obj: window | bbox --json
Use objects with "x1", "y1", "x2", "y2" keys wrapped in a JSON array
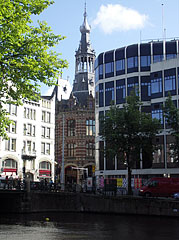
[
  {"x1": 127, "y1": 56, "x2": 138, "y2": 69},
  {"x1": 99, "y1": 64, "x2": 103, "y2": 76},
  {"x1": 67, "y1": 120, "x2": 75, "y2": 136},
  {"x1": 11, "y1": 121, "x2": 16, "y2": 133},
  {"x1": 152, "y1": 109, "x2": 163, "y2": 124},
  {"x1": 5, "y1": 139, "x2": 10, "y2": 151},
  {"x1": 166, "y1": 54, "x2": 176, "y2": 60},
  {"x1": 27, "y1": 141, "x2": 31, "y2": 152},
  {"x1": 105, "y1": 62, "x2": 114, "y2": 74},
  {"x1": 41, "y1": 142, "x2": 45, "y2": 154},
  {"x1": 11, "y1": 105, "x2": 17, "y2": 115},
  {"x1": 24, "y1": 107, "x2": 36, "y2": 119},
  {"x1": 46, "y1": 143, "x2": 50, "y2": 155},
  {"x1": 164, "y1": 75, "x2": 176, "y2": 92},
  {"x1": 95, "y1": 66, "x2": 99, "y2": 82},
  {"x1": 46, "y1": 128, "x2": 50, "y2": 138},
  {"x1": 151, "y1": 78, "x2": 162, "y2": 94},
  {"x1": 86, "y1": 142, "x2": 95, "y2": 157},
  {"x1": 86, "y1": 120, "x2": 95, "y2": 136},
  {"x1": 42, "y1": 111, "x2": 46, "y2": 122},
  {"x1": 39, "y1": 161, "x2": 51, "y2": 170},
  {"x1": 116, "y1": 79, "x2": 126, "y2": 104},
  {"x1": 127, "y1": 77, "x2": 139, "y2": 96},
  {"x1": 105, "y1": 81, "x2": 114, "y2": 106},
  {"x1": 7, "y1": 121, "x2": 16, "y2": 133},
  {"x1": 41, "y1": 142, "x2": 50, "y2": 155},
  {"x1": 67, "y1": 143, "x2": 76, "y2": 157},
  {"x1": 5, "y1": 138, "x2": 16, "y2": 151},
  {"x1": 140, "y1": 56, "x2": 151, "y2": 67},
  {"x1": 2, "y1": 159, "x2": 17, "y2": 169},
  {"x1": 99, "y1": 83, "x2": 104, "y2": 107},
  {"x1": 116, "y1": 59, "x2": 125, "y2": 71},
  {"x1": 153, "y1": 55, "x2": 163, "y2": 63},
  {"x1": 41, "y1": 127, "x2": 45, "y2": 138},
  {"x1": 33, "y1": 126, "x2": 35, "y2": 136},
  {"x1": 47, "y1": 112, "x2": 51, "y2": 123},
  {"x1": 27, "y1": 124, "x2": 32, "y2": 135}
]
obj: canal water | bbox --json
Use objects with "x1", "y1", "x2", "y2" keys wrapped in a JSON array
[{"x1": 0, "y1": 213, "x2": 178, "y2": 240}]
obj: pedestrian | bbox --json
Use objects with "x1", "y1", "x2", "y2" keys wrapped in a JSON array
[
  {"x1": 9, "y1": 174, "x2": 13, "y2": 189},
  {"x1": 4, "y1": 176, "x2": 9, "y2": 189}
]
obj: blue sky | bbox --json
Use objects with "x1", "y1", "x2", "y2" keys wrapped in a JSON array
[{"x1": 33, "y1": 0, "x2": 179, "y2": 94}]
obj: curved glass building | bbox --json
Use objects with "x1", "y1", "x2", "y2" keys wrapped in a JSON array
[{"x1": 95, "y1": 40, "x2": 179, "y2": 184}]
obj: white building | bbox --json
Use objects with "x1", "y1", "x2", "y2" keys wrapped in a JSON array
[{"x1": 0, "y1": 94, "x2": 56, "y2": 181}]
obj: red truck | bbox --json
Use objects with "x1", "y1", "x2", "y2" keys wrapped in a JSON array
[{"x1": 139, "y1": 177, "x2": 179, "y2": 197}]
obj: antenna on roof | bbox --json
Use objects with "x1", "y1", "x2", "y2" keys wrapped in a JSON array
[{"x1": 162, "y1": 3, "x2": 165, "y2": 40}]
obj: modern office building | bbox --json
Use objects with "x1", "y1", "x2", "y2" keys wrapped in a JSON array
[
  {"x1": 55, "y1": 7, "x2": 96, "y2": 186},
  {"x1": 0, "y1": 95, "x2": 56, "y2": 181},
  {"x1": 95, "y1": 39, "x2": 179, "y2": 183}
]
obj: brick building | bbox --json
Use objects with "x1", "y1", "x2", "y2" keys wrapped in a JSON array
[{"x1": 55, "y1": 7, "x2": 95, "y2": 187}]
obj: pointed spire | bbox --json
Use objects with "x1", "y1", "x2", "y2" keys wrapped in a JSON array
[{"x1": 80, "y1": 1, "x2": 90, "y2": 33}]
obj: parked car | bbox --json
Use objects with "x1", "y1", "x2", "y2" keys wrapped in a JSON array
[{"x1": 139, "y1": 177, "x2": 179, "y2": 197}]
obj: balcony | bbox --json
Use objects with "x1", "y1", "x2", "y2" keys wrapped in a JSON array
[{"x1": 21, "y1": 149, "x2": 36, "y2": 160}]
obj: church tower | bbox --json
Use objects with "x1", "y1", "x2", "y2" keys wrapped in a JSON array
[
  {"x1": 72, "y1": 4, "x2": 95, "y2": 105},
  {"x1": 55, "y1": 4, "x2": 95, "y2": 188}
]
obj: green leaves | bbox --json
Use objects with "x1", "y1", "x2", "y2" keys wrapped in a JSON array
[
  {"x1": 100, "y1": 90, "x2": 161, "y2": 193},
  {"x1": 163, "y1": 93, "x2": 179, "y2": 162},
  {"x1": 0, "y1": 0, "x2": 68, "y2": 137}
]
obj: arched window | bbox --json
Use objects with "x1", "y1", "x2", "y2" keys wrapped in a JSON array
[
  {"x1": 39, "y1": 161, "x2": 51, "y2": 178},
  {"x1": 39, "y1": 161, "x2": 51, "y2": 170},
  {"x1": 2, "y1": 159, "x2": 17, "y2": 169}
]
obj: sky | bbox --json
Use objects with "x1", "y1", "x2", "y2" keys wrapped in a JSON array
[{"x1": 32, "y1": 0, "x2": 179, "y2": 95}]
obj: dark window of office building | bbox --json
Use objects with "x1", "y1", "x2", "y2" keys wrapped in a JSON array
[
  {"x1": 164, "y1": 68, "x2": 176, "y2": 96},
  {"x1": 99, "y1": 83, "x2": 104, "y2": 107},
  {"x1": 127, "y1": 44, "x2": 138, "y2": 73},
  {"x1": 153, "y1": 42, "x2": 163, "y2": 63},
  {"x1": 151, "y1": 71, "x2": 163, "y2": 98},
  {"x1": 115, "y1": 48, "x2": 125, "y2": 75},
  {"x1": 140, "y1": 43, "x2": 151, "y2": 71},
  {"x1": 105, "y1": 81, "x2": 114, "y2": 106},
  {"x1": 166, "y1": 41, "x2": 177, "y2": 60},
  {"x1": 99, "y1": 141, "x2": 104, "y2": 170},
  {"x1": 116, "y1": 79, "x2": 126, "y2": 104},
  {"x1": 127, "y1": 77, "x2": 139, "y2": 96},
  {"x1": 151, "y1": 103, "x2": 163, "y2": 125},
  {"x1": 99, "y1": 111, "x2": 104, "y2": 135},
  {"x1": 98, "y1": 53, "x2": 104, "y2": 79},
  {"x1": 95, "y1": 59, "x2": 99, "y2": 83},
  {"x1": 105, "y1": 51, "x2": 114, "y2": 78},
  {"x1": 141, "y1": 76, "x2": 151, "y2": 101}
]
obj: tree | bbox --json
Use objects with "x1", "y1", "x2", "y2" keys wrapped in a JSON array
[
  {"x1": 163, "y1": 93, "x2": 179, "y2": 163},
  {"x1": 0, "y1": 0, "x2": 68, "y2": 138},
  {"x1": 100, "y1": 91, "x2": 161, "y2": 195}
]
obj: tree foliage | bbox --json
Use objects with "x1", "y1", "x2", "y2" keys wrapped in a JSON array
[
  {"x1": 100, "y1": 91, "x2": 161, "y2": 195},
  {"x1": 0, "y1": 0, "x2": 68, "y2": 137},
  {"x1": 163, "y1": 93, "x2": 179, "y2": 162}
]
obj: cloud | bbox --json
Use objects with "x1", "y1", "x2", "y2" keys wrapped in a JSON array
[{"x1": 92, "y1": 4, "x2": 148, "y2": 34}]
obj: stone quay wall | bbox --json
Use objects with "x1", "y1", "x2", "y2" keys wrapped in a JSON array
[{"x1": 0, "y1": 191, "x2": 179, "y2": 217}]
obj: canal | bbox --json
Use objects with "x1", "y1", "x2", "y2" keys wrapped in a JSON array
[{"x1": 0, "y1": 213, "x2": 178, "y2": 240}]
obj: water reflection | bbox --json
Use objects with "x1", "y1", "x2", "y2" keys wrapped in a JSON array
[{"x1": 0, "y1": 213, "x2": 178, "y2": 240}]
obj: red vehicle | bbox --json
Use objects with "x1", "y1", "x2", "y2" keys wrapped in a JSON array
[{"x1": 139, "y1": 177, "x2": 179, "y2": 197}]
